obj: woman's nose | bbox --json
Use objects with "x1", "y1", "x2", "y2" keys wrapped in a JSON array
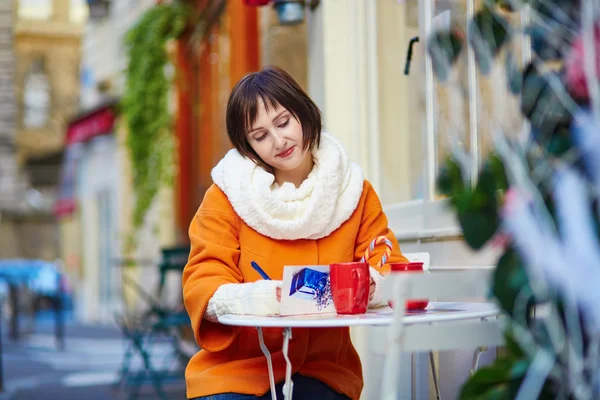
[{"x1": 272, "y1": 131, "x2": 286, "y2": 148}]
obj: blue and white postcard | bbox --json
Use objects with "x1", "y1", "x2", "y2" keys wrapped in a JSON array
[{"x1": 281, "y1": 265, "x2": 335, "y2": 316}]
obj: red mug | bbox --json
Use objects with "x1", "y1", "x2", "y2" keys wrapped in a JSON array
[
  {"x1": 388, "y1": 262, "x2": 429, "y2": 311},
  {"x1": 330, "y1": 262, "x2": 370, "y2": 315}
]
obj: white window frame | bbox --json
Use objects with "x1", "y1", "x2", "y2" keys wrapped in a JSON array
[
  {"x1": 307, "y1": 0, "x2": 532, "y2": 242},
  {"x1": 381, "y1": 0, "x2": 468, "y2": 241},
  {"x1": 308, "y1": 0, "x2": 464, "y2": 241}
]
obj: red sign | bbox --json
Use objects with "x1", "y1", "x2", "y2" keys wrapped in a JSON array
[
  {"x1": 53, "y1": 144, "x2": 81, "y2": 218},
  {"x1": 243, "y1": 0, "x2": 271, "y2": 5},
  {"x1": 66, "y1": 107, "x2": 116, "y2": 145},
  {"x1": 54, "y1": 198, "x2": 76, "y2": 217},
  {"x1": 55, "y1": 103, "x2": 117, "y2": 218}
]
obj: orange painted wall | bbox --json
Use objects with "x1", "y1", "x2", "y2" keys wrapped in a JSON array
[
  {"x1": 175, "y1": 0, "x2": 260, "y2": 239},
  {"x1": 175, "y1": 38, "x2": 194, "y2": 241},
  {"x1": 229, "y1": 0, "x2": 260, "y2": 84}
]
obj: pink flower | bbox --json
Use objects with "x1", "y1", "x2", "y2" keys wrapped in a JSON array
[
  {"x1": 502, "y1": 188, "x2": 521, "y2": 215},
  {"x1": 243, "y1": 0, "x2": 271, "y2": 5},
  {"x1": 565, "y1": 25, "x2": 600, "y2": 101},
  {"x1": 490, "y1": 232, "x2": 511, "y2": 250}
]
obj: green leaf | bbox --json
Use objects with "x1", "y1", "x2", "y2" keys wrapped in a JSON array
[
  {"x1": 468, "y1": 7, "x2": 510, "y2": 74},
  {"x1": 508, "y1": 359, "x2": 530, "y2": 380},
  {"x1": 505, "y1": 52, "x2": 522, "y2": 95},
  {"x1": 122, "y1": 1, "x2": 191, "y2": 231},
  {"x1": 492, "y1": 248, "x2": 533, "y2": 318},
  {"x1": 458, "y1": 205, "x2": 500, "y2": 250},
  {"x1": 526, "y1": 23, "x2": 570, "y2": 62},
  {"x1": 455, "y1": 158, "x2": 507, "y2": 250},
  {"x1": 477, "y1": 154, "x2": 508, "y2": 196},
  {"x1": 521, "y1": 66, "x2": 574, "y2": 152},
  {"x1": 502, "y1": 328, "x2": 526, "y2": 360},
  {"x1": 530, "y1": 0, "x2": 580, "y2": 29},
  {"x1": 460, "y1": 358, "x2": 530, "y2": 400},
  {"x1": 464, "y1": 363, "x2": 511, "y2": 391},
  {"x1": 428, "y1": 28, "x2": 464, "y2": 82},
  {"x1": 437, "y1": 156, "x2": 466, "y2": 197},
  {"x1": 439, "y1": 154, "x2": 509, "y2": 250},
  {"x1": 438, "y1": 155, "x2": 508, "y2": 250},
  {"x1": 520, "y1": 64, "x2": 546, "y2": 121}
]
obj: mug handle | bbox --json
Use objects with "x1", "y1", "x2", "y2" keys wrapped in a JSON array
[{"x1": 353, "y1": 266, "x2": 367, "y2": 299}]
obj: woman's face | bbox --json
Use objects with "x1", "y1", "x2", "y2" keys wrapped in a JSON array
[{"x1": 246, "y1": 100, "x2": 311, "y2": 174}]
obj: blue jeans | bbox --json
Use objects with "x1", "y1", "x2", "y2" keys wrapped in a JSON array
[{"x1": 191, "y1": 374, "x2": 350, "y2": 399}]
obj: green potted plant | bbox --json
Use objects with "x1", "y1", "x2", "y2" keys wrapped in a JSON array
[{"x1": 430, "y1": 0, "x2": 600, "y2": 398}]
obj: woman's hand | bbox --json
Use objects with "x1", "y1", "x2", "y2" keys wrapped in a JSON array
[
  {"x1": 369, "y1": 276, "x2": 376, "y2": 301},
  {"x1": 205, "y1": 280, "x2": 283, "y2": 321}
]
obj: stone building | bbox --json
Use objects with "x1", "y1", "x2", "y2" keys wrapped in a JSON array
[
  {"x1": 0, "y1": 0, "x2": 19, "y2": 214},
  {"x1": 0, "y1": 0, "x2": 84, "y2": 260}
]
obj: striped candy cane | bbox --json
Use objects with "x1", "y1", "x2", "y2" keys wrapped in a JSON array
[{"x1": 360, "y1": 236, "x2": 393, "y2": 268}]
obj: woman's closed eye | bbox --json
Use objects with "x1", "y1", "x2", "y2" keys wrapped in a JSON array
[{"x1": 252, "y1": 118, "x2": 288, "y2": 141}]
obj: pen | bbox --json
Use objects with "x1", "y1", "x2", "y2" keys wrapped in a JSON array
[{"x1": 251, "y1": 261, "x2": 271, "y2": 280}]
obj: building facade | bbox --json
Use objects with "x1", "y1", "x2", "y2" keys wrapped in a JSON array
[
  {"x1": 174, "y1": 0, "x2": 308, "y2": 240},
  {"x1": 0, "y1": 0, "x2": 19, "y2": 216},
  {"x1": 306, "y1": 2, "x2": 514, "y2": 398},
  {"x1": 66, "y1": 0, "x2": 181, "y2": 323},
  {"x1": 173, "y1": 1, "x2": 506, "y2": 398},
  {"x1": 0, "y1": 0, "x2": 84, "y2": 262}
]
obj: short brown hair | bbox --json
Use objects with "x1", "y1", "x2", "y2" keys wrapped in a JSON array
[{"x1": 225, "y1": 65, "x2": 322, "y2": 169}]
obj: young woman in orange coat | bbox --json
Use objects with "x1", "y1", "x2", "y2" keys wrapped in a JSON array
[{"x1": 183, "y1": 65, "x2": 407, "y2": 400}]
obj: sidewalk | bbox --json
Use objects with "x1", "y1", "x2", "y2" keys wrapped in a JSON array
[{"x1": 1, "y1": 313, "x2": 187, "y2": 400}]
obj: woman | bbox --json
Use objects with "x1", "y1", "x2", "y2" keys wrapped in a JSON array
[{"x1": 183, "y1": 66, "x2": 407, "y2": 400}]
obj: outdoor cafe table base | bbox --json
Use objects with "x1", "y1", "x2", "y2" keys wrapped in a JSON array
[{"x1": 219, "y1": 302, "x2": 500, "y2": 400}]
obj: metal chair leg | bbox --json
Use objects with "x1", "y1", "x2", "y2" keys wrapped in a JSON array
[
  {"x1": 135, "y1": 333, "x2": 167, "y2": 400},
  {"x1": 470, "y1": 346, "x2": 487, "y2": 376},
  {"x1": 282, "y1": 328, "x2": 294, "y2": 400},
  {"x1": 429, "y1": 351, "x2": 441, "y2": 400}
]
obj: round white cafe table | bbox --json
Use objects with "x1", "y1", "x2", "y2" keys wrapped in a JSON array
[{"x1": 219, "y1": 302, "x2": 499, "y2": 400}]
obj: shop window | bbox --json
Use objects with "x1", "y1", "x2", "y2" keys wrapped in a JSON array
[
  {"x1": 376, "y1": 0, "x2": 526, "y2": 206},
  {"x1": 22, "y1": 58, "x2": 52, "y2": 130},
  {"x1": 18, "y1": 0, "x2": 53, "y2": 20}
]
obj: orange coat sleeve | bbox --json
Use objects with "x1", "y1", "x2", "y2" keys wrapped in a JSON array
[
  {"x1": 182, "y1": 185, "x2": 243, "y2": 352},
  {"x1": 354, "y1": 181, "x2": 408, "y2": 274}
]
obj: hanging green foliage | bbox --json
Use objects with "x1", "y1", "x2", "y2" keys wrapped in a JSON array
[{"x1": 121, "y1": 1, "x2": 189, "y2": 230}]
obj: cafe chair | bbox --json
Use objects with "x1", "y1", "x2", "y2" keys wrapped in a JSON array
[{"x1": 379, "y1": 268, "x2": 504, "y2": 400}]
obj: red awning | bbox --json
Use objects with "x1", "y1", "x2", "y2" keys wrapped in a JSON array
[
  {"x1": 66, "y1": 106, "x2": 116, "y2": 145},
  {"x1": 54, "y1": 198, "x2": 76, "y2": 217},
  {"x1": 55, "y1": 100, "x2": 118, "y2": 218}
]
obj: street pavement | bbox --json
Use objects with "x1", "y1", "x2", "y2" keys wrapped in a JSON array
[{"x1": 1, "y1": 313, "x2": 188, "y2": 400}]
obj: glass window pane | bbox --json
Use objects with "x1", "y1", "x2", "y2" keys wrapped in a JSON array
[
  {"x1": 376, "y1": 0, "x2": 425, "y2": 204},
  {"x1": 22, "y1": 58, "x2": 51, "y2": 129},
  {"x1": 377, "y1": 0, "x2": 528, "y2": 205},
  {"x1": 432, "y1": 1, "x2": 472, "y2": 191},
  {"x1": 376, "y1": 0, "x2": 473, "y2": 203},
  {"x1": 70, "y1": 0, "x2": 89, "y2": 23}
]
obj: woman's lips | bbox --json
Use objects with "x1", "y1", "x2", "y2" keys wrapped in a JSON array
[{"x1": 276, "y1": 146, "x2": 295, "y2": 158}]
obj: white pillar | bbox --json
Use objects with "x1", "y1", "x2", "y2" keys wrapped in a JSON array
[{"x1": 307, "y1": 0, "x2": 381, "y2": 193}]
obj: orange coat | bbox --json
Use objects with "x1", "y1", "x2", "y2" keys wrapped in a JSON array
[{"x1": 182, "y1": 180, "x2": 406, "y2": 400}]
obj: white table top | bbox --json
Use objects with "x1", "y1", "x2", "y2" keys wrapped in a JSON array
[{"x1": 218, "y1": 301, "x2": 499, "y2": 328}]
